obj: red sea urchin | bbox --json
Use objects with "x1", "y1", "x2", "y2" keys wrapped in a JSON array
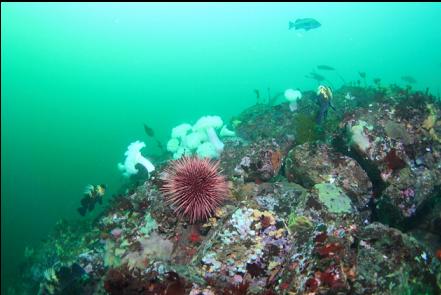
[{"x1": 160, "y1": 157, "x2": 229, "y2": 223}]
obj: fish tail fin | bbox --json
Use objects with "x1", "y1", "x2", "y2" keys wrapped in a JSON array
[
  {"x1": 289, "y1": 21, "x2": 295, "y2": 30},
  {"x1": 78, "y1": 207, "x2": 86, "y2": 216},
  {"x1": 316, "y1": 114, "x2": 323, "y2": 125}
]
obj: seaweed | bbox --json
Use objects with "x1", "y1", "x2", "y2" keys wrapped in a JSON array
[
  {"x1": 395, "y1": 91, "x2": 431, "y2": 120},
  {"x1": 293, "y1": 113, "x2": 324, "y2": 144}
]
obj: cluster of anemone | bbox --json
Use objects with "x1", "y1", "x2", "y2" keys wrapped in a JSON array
[
  {"x1": 166, "y1": 115, "x2": 235, "y2": 160},
  {"x1": 117, "y1": 117, "x2": 232, "y2": 224}
]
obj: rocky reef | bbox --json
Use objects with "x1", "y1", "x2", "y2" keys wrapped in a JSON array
[{"x1": 15, "y1": 84, "x2": 441, "y2": 295}]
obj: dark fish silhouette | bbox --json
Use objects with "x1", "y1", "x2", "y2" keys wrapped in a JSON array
[
  {"x1": 143, "y1": 123, "x2": 165, "y2": 153},
  {"x1": 359, "y1": 72, "x2": 366, "y2": 79},
  {"x1": 143, "y1": 123, "x2": 155, "y2": 137},
  {"x1": 306, "y1": 71, "x2": 326, "y2": 82},
  {"x1": 401, "y1": 75, "x2": 417, "y2": 84},
  {"x1": 317, "y1": 65, "x2": 335, "y2": 71},
  {"x1": 289, "y1": 18, "x2": 321, "y2": 31},
  {"x1": 317, "y1": 65, "x2": 346, "y2": 84}
]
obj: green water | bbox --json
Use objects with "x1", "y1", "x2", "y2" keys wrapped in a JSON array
[{"x1": 1, "y1": 2, "x2": 441, "y2": 292}]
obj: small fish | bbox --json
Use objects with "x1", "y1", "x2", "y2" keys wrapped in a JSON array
[
  {"x1": 316, "y1": 85, "x2": 335, "y2": 124},
  {"x1": 289, "y1": 18, "x2": 321, "y2": 31},
  {"x1": 401, "y1": 75, "x2": 417, "y2": 84},
  {"x1": 359, "y1": 72, "x2": 366, "y2": 79},
  {"x1": 373, "y1": 78, "x2": 381, "y2": 85},
  {"x1": 318, "y1": 65, "x2": 346, "y2": 84},
  {"x1": 143, "y1": 123, "x2": 155, "y2": 137},
  {"x1": 317, "y1": 65, "x2": 335, "y2": 71},
  {"x1": 143, "y1": 123, "x2": 165, "y2": 153},
  {"x1": 306, "y1": 71, "x2": 326, "y2": 82},
  {"x1": 254, "y1": 89, "x2": 260, "y2": 100},
  {"x1": 78, "y1": 184, "x2": 107, "y2": 216}
]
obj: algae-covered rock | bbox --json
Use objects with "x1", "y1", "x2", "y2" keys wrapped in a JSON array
[
  {"x1": 233, "y1": 181, "x2": 308, "y2": 219},
  {"x1": 287, "y1": 213, "x2": 313, "y2": 232},
  {"x1": 278, "y1": 222, "x2": 441, "y2": 295},
  {"x1": 192, "y1": 204, "x2": 292, "y2": 292},
  {"x1": 314, "y1": 182, "x2": 353, "y2": 214},
  {"x1": 220, "y1": 138, "x2": 293, "y2": 183},
  {"x1": 339, "y1": 100, "x2": 441, "y2": 227},
  {"x1": 353, "y1": 223, "x2": 440, "y2": 295},
  {"x1": 139, "y1": 212, "x2": 157, "y2": 236},
  {"x1": 375, "y1": 166, "x2": 441, "y2": 227},
  {"x1": 284, "y1": 143, "x2": 372, "y2": 211}
]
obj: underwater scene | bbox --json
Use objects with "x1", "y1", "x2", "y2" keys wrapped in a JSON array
[{"x1": 2, "y1": 2, "x2": 441, "y2": 294}]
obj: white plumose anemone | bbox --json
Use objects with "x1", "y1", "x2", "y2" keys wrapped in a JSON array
[
  {"x1": 118, "y1": 140, "x2": 155, "y2": 177},
  {"x1": 193, "y1": 116, "x2": 225, "y2": 154},
  {"x1": 284, "y1": 89, "x2": 302, "y2": 111}
]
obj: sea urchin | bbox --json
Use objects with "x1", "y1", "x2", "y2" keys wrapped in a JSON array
[{"x1": 160, "y1": 157, "x2": 228, "y2": 223}]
